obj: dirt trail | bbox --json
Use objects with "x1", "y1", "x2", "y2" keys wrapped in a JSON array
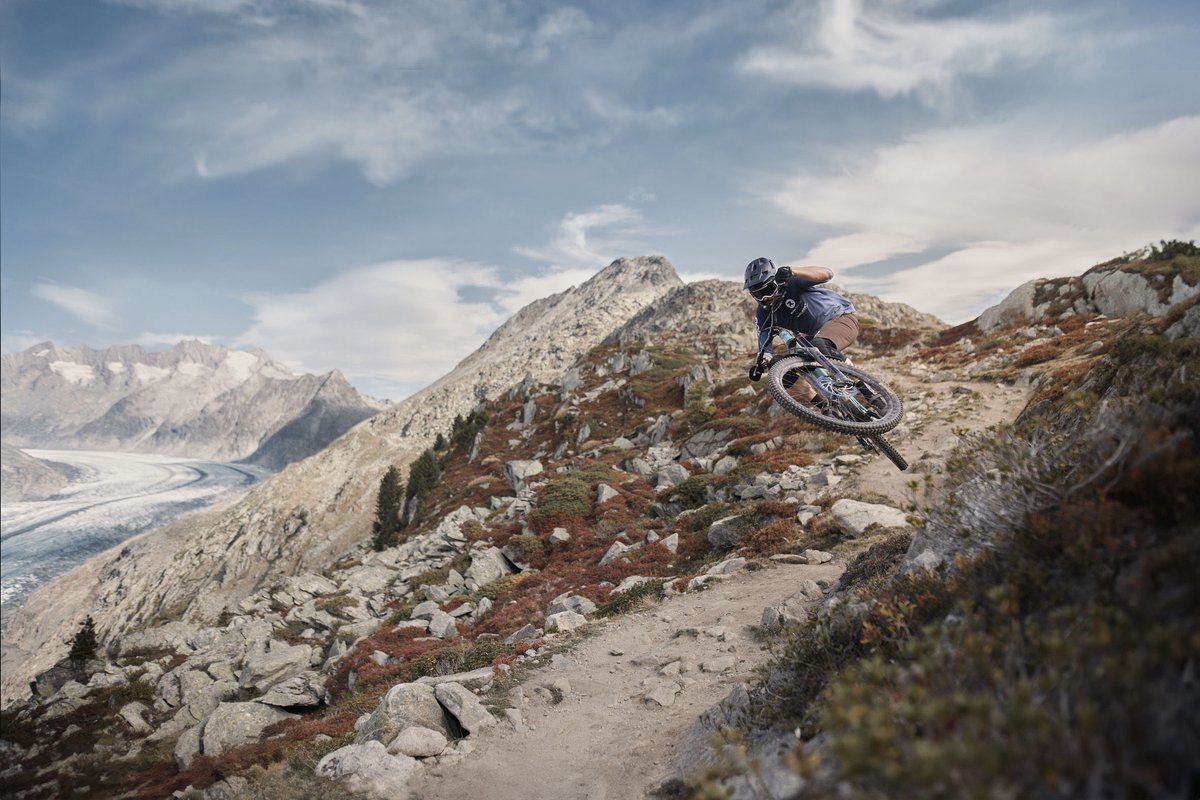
[
  {"x1": 411, "y1": 562, "x2": 842, "y2": 800},
  {"x1": 412, "y1": 373, "x2": 1029, "y2": 800}
]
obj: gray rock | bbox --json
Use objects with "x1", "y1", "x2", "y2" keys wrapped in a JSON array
[
  {"x1": 599, "y1": 540, "x2": 631, "y2": 566},
  {"x1": 202, "y1": 776, "x2": 250, "y2": 800},
  {"x1": 315, "y1": 741, "x2": 418, "y2": 796},
  {"x1": 174, "y1": 724, "x2": 202, "y2": 770},
  {"x1": 410, "y1": 601, "x2": 441, "y2": 620},
  {"x1": 119, "y1": 701, "x2": 153, "y2": 736},
  {"x1": 546, "y1": 593, "x2": 597, "y2": 617},
  {"x1": 505, "y1": 624, "x2": 539, "y2": 644},
  {"x1": 596, "y1": 483, "x2": 620, "y2": 504},
  {"x1": 200, "y1": 702, "x2": 297, "y2": 757},
  {"x1": 387, "y1": 725, "x2": 447, "y2": 758},
  {"x1": 660, "y1": 532, "x2": 680, "y2": 554},
  {"x1": 830, "y1": 499, "x2": 909, "y2": 536},
  {"x1": 428, "y1": 610, "x2": 459, "y2": 639},
  {"x1": 548, "y1": 527, "x2": 572, "y2": 545},
  {"x1": 623, "y1": 457, "x2": 655, "y2": 477},
  {"x1": 256, "y1": 671, "x2": 326, "y2": 708},
  {"x1": 977, "y1": 279, "x2": 1037, "y2": 331},
  {"x1": 415, "y1": 666, "x2": 496, "y2": 689},
  {"x1": 434, "y1": 682, "x2": 496, "y2": 734},
  {"x1": 707, "y1": 557, "x2": 747, "y2": 576},
  {"x1": 1167, "y1": 300, "x2": 1200, "y2": 340},
  {"x1": 503, "y1": 460, "x2": 543, "y2": 491},
  {"x1": 802, "y1": 548, "x2": 833, "y2": 564},
  {"x1": 679, "y1": 428, "x2": 731, "y2": 460},
  {"x1": 338, "y1": 618, "x2": 383, "y2": 645},
  {"x1": 465, "y1": 547, "x2": 516, "y2": 589},
  {"x1": 612, "y1": 575, "x2": 654, "y2": 594},
  {"x1": 545, "y1": 610, "x2": 588, "y2": 633},
  {"x1": 655, "y1": 463, "x2": 690, "y2": 491},
  {"x1": 357, "y1": 682, "x2": 452, "y2": 743},
  {"x1": 707, "y1": 515, "x2": 746, "y2": 549},
  {"x1": 645, "y1": 681, "x2": 681, "y2": 708},
  {"x1": 239, "y1": 641, "x2": 313, "y2": 692},
  {"x1": 701, "y1": 656, "x2": 738, "y2": 673},
  {"x1": 713, "y1": 455, "x2": 738, "y2": 475}
]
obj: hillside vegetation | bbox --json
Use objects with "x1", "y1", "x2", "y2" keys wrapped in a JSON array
[{"x1": 1, "y1": 247, "x2": 1196, "y2": 800}]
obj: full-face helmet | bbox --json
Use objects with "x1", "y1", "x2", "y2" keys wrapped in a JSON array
[{"x1": 744, "y1": 257, "x2": 784, "y2": 304}]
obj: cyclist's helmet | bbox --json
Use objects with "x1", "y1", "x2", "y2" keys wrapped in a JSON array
[{"x1": 744, "y1": 257, "x2": 784, "y2": 304}]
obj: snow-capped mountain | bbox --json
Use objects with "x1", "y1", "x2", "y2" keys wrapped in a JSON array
[{"x1": 1, "y1": 340, "x2": 385, "y2": 468}]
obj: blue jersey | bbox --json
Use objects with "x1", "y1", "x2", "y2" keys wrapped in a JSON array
[{"x1": 755, "y1": 276, "x2": 855, "y2": 349}]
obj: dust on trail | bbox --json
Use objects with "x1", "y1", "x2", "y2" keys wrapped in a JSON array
[{"x1": 412, "y1": 562, "x2": 842, "y2": 800}]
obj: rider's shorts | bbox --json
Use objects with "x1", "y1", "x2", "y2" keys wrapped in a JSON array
[{"x1": 816, "y1": 314, "x2": 860, "y2": 351}]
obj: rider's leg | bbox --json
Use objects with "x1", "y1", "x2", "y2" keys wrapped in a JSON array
[{"x1": 815, "y1": 314, "x2": 860, "y2": 365}]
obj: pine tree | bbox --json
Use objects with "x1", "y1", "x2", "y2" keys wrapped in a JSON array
[
  {"x1": 402, "y1": 448, "x2": 442, "y2": 526},
  {"x1": 68, "y1": 615, "x2": 98, "y2": 668},
  {"x1": 371, "y1": 466, "x2": 404, "y2": 551}
]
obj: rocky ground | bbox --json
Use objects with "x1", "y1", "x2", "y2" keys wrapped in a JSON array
[{"x1": 1, "y1": 247, "x2": 1195, "y2": 800}]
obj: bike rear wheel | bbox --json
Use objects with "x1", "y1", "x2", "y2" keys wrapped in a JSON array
[{"x1": 767, "y1": 356, "x2": 903, "y2": 435}]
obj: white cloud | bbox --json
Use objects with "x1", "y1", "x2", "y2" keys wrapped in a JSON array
[
  {"x1": 28, "y1": 1, "x2": 668, "y2": 185},
  {"x1": 772, "y1": 115, "x2": 1200, "y2": 322},
  {"x1": 32, "y1": 284, "x2": 119, "y2": 328},
  {"x1": 515, "y1": 204, "x2": 644, "y2": 271},
  {"x1": 739, "y1": 0, "x2": 1065, "y2": 108},
  {"x1": 236, "y1": 259, "x2": 511, "y2": 399}
]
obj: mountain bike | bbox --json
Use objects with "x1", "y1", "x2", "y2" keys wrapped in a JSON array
[{"x1": 751, "y1": 326, "x2": 909, "y2": 471}]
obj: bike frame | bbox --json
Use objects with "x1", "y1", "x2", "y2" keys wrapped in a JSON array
[{"x1": 754, "y1": 325, "x2": 857, "y2": 406}]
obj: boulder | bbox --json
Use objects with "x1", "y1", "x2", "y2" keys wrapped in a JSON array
[
  {"x1": 387, "y1": 725, "x2": 447, "y2": 758},
  {"x1": 548, "y1": 528, "x2": 572, "y2": 545},
  {"x1": 316, "y1": 741, "x2": 418, "y2": 796},
  {"x1": 256, "y1": 671, "x2": 326, "y2": 708},
  {"x1": 829, "y1": 499, "x2": 909, "y2": 536},
  {"x1": 118, "y1": 701, "x2": 153, "y2": 736},
  {"x1": 655, "y1": 463, "x2": 690, "y2": 491},
  {"x1": 200, "y1": 702, "x2": 297, "y2": 757},
  {"x1": 356, "y1": 682, "x2": 453, "y2": 744},
  {"x1": 415, "y1": 666, "x2": 496, "y2": 689},
  {"x1": 503, "y1": 460, "x2": 543, "y2": 491},
  {"x1": 174, "y1": 724, "x2": 202, "y2": 770},
  {"x1": 239, "y1": 641, "x2": 313, "y2": 692},
  {"x1": 599, "y1": 541, "x2": 631, "y2": 566},
  {"x1": 545, "y1": 611, "x2": 588, "y2": 633},
  {"x1": 434, "y1": 682, "x2": 496, "y2": 734},
  {"x1": 465, "y1": 547, "x2": 516, "y2": 589},
  {"x1": 546, "y1": 593, "x2": 597, "y2": 617},
  {"x1": 679, "y1": 428, "x2": 731, "y2": 460},
  {"x1": 977, "y1": 279, "x2": 1037, "y2": 331},
  {"x1": 427, "y1": 610, "x2": 459, "y2": 639},
  {"x1": 596, "y1": 483, "x2": 620, "y2": 504},
  {"x1": 707, "y1": 515, "x2": 747, "y2": 549},
  {"x1": 410, "y1": 600, "x2": 441, "y2": 620}
]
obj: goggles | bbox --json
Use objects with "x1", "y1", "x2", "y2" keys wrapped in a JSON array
[{"x1": 749, "y1": 280, "x2": 782, "y2": 303}]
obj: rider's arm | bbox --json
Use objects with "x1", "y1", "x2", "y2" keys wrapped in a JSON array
[{"x1": 788, "y1": 266, "x2": 833, "y2": 285}]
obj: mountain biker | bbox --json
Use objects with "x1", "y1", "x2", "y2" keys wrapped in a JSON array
[{"x1": 744, "y1": 257, "x2": 860, "y2": 406}]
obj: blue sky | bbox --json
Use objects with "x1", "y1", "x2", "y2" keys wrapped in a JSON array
[{"x1": 3, "y1": 0, "x2": 1198, "y2": 400}]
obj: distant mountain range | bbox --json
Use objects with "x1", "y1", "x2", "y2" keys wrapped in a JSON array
[{"x1": 0, "y1": 340, "x2": 385, "y2": 470}]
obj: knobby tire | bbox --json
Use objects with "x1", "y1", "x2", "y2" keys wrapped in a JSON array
[
  {"x1": 870, "y1": 434, "x2": 909, "y2": 471},
  {"x1": 766, "y1": 356, "x2": 903, "y2": 436}
]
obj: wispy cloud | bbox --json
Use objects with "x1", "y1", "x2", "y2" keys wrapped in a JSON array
[
  {"x1": 516, "y1": 204, "x2": 645, "y2": 270},
  {"x1": 236, "y1": 259, "x2": 510, "y2": 400},
  {"x1": 772, "y1": 115, "x2": 1200, "y2": 321},
  {"x1": 739, "y1": 0, "x2": 1066, "y2": 108},
  {"x1": 14, "y1": 1, "x2": 673, "y2": 186},
  {"x1": 32, "y1": 284, "x2": 119, "y2": 328}
]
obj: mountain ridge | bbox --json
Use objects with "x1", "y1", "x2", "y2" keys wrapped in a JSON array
[{"x1": 0, "y1": 339, "x2": 384, "y2": 468}]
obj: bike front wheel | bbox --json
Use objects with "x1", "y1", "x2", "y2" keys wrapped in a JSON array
[{"x1": 767, "y1": 356, "x2": 904, "y2": 435}]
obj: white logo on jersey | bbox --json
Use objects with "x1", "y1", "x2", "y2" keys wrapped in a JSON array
[{"x1": 785, "y1": 299, "x2": 797, "y2": 310}]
